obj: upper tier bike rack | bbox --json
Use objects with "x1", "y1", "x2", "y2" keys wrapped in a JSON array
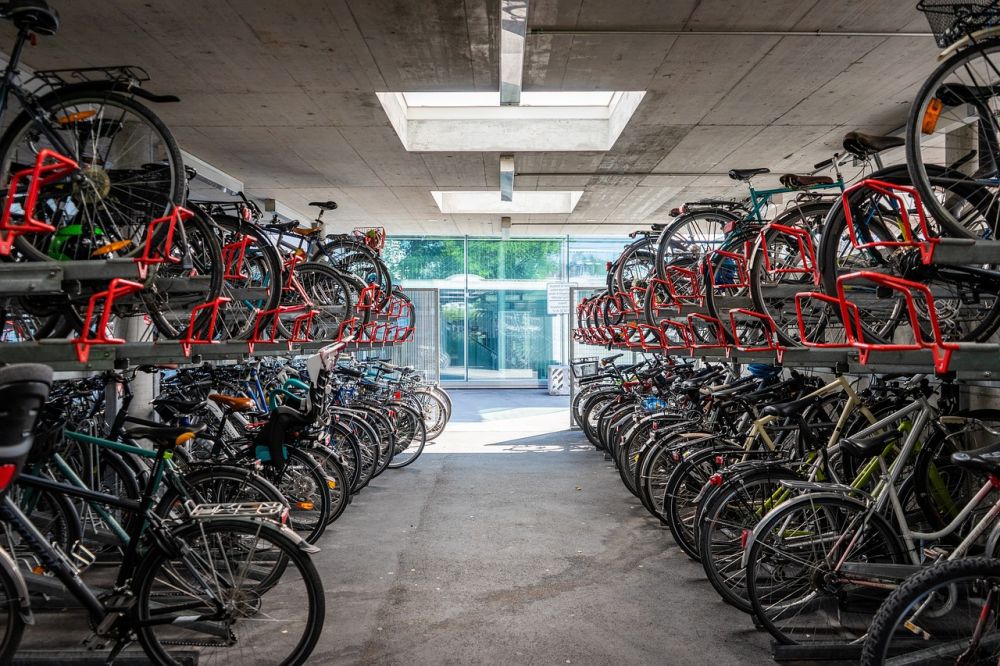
[
  {"x1": 72, "y1": 278, "x2": 145, "y2": 363},
  {"x1": 0, "y1": 149, "x2": 77, "y2": 255}
]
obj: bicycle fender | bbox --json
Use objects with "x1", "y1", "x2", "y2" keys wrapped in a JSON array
[{"x1": 740, "y1": 491, "x2": 871, "y2": 570}]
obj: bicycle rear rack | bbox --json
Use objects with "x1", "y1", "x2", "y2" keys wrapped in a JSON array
[
  {"x1": 0, "y1": 149, "x2": 77, "y2": 256},
  {"x1": 72, "y1": 278, "x2": 145, "y2": 363}
]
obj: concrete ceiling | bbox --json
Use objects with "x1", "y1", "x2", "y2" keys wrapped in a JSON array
[{"x1": 3, "y1": 0, "x2": 936, "y2": 235}]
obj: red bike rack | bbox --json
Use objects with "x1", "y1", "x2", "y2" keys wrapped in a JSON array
[
  {"x1": 728, "y1": 308, "x2": 785, "y2": 363},
  {"x1": 336, "y1": 317, "x2": 359, "y2": 343},
  {"x1": 638, "y1": 324, "x2": 666, "y2": 351},
  {"x1": 356, "y1": 284, "x2": 383, "y2": 312},
  {"x1": 135, "y1": 206, "x2": 193, "y2": 278},
  {"x1": 706, "y1": 244, "x2": 751, "y2": 291},
  {"x1": 222, "y1": 234, "x2": 254, "y2": 280},
  {"x1": 72, "y1": 278, "x2": 145, "y2": 363},
  {"x1": 794, "y1": 291, "x2": 860, "y2": 349},
  {"x1": 665, "y1": 265, "x2": 704, "y2": 306},
  {"x1": 841, "y1": 179, "x2": 938, "y2": 264},
  {"x1": 760, "y1": 223, "x2": 820, "y2": 284},
  {"x1": 247, "y1": 305, "x2": 316, "y2": 353},
  {"x1": 660, "y1": 319, "x2": 692, "y2": 351},
  {"x1": 687, "y1": 313, "x2": 729, "y2": 352},
  {"x1": 179, "y1": 296, "x2": 231, "y2": 357},
  {"x1": 835, "y1": 270, "x2": 959, "y2": 373},
  {"x1": 0, "y1": 149, "x2": 77, "y2": 256}
]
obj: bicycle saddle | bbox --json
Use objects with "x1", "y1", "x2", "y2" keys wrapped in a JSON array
[
  {"x1": 728, "y1": 168, "x2": 770, "y2": 182},
  {"x1": 951, "y1": 441, "x2": 1000, "y2": 478},
  {"x1": 208, "y1": 394, "x2": 254, "y2": 412},
  {"x1": 151, "y1": 395, "x2": 204, "y2": 415},
  {"x1": 760, "y1": 393, "x2": 827, "y2": 419},
  {"x1": 840, "y1": 430, "x2": 901, "y2": 459},
  {"x1": 3, "y1": 0, "x2": 58, "y2": 36},
  {"x1": 842, "y1": 131, "x2": 904, "y2": 158},
  {"x1": 126, "y1": 423, "x2": 205, "y2": 447},
  {"x1": 263, "y1": 219, "x2": 297, "y2": 233},
  {"x1": 779, "y1": 173, "x2": 835, "y2": 189},
  {"x1": 292, "y1": 225, "x2": 322, "y2": 237},
  {"x1": 309, "y1": 201, "x2": 338, "y2": 211}
]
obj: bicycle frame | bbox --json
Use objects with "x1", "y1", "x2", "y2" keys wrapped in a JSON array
[{"x1": 0, "y1": 28, "x2": 75, "y2": 157}]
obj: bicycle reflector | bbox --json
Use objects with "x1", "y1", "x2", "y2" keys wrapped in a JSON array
[
  {"x1": 708, "y1": 472, "x2": 724, "y2": 487},
  {"x1": 0, "y1": 464, "x2": 15, "y2": 491},
  {"x1": 921, "y1": 97, "x2": 943, "y2": 135}
]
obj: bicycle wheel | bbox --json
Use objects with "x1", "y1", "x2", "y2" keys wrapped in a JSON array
[
  {"x1": 862, "y1": 556, "x2": 1000, "y2": 666},
  {"x1": 267, "y1": 449, "x2": 331, "y2": 544},
  {"x1": 664, "y1": 445, "x2": 741, "y2": 561},
  {"x1": 133, "y1": 518, "x2": 324, "y2": 666},
  {"x1": 311, "y1": 237, "x2": 392, "y2": 310},
  {"x1": 0, "y1": 90, "x2": 184, "y2": 262},
  {"x1": 696, "y1": 463, "x2": 801, "y2": 613},
  {"x1": 307, "y1": 446, "x2": 350, "y2": 525},
  {"x1": 279, "y1": 262, "x2": 353, "y2": 341},
  {"x1": 655, "y1": 208, "x2": 741, "y2": 281},
  {"x1": 414, "y1": 389, "x2": 448, "y2": 441},
  {"x1": 329, "y1": 419, "x2": 363, "y2": 492},
  {"x1": 613, "y1": 238, "x2": 656, "y2": 294},
  {"x1": 906, "y1": 37, "x2": 1000, "y2": 240},
  {"x1": 0, "y1": 553, "x2": 25, "y2": 664},
  {"x1": 745, "y1": 493, "x2": 905, "y2": 644},
  {"x1": 387, "y1": 404, "x2": 426, "y2": 468}
]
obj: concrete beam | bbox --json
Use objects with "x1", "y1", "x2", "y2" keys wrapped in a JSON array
[{"x1": 500, "y1": 0, "x2": 529, "y2": 105}]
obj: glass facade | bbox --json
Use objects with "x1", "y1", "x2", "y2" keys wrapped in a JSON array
[{"x1": 384, "y1": 235, "x2": 629, "y2": 385}]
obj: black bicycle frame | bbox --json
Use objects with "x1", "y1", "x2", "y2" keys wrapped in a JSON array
[{"x1": 1, "y1": 445, "x2": 171, "y2": 620}]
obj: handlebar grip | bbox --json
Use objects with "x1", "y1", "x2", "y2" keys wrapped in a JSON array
[{"x1": 813, "y1": 158, "x2": 833, "y2": 170}]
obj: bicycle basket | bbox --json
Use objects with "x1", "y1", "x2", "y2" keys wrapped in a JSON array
[
  {"x1": 26, "y1": 410, "x2": 68, "y2": 465},
  {"x1": 353, "y1": 227, "x2": 386, "y2": 251},
  {"x1": 917, "y1": 0, "x2": 1000, "y2": 48},
  {"x1": 570, "y1": 357, "x2": 599, "y2": 379}
]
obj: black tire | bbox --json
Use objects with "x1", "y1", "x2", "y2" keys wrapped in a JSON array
[
  {"x1": 0, "y1": 555, "x2": 25, "y2": 664},
  {"x1": 132, "y1": 518, "x2": 324, "y2": 665},
  {"x1": 745, "y1": 493, "x2": 905, "y2": 644},
  {"x1": 664, "y1": 445, "x2": 741, "y2": 561},
  {"x1": 905, "y1": 37, "x2": 1000, "y2": 240},
  {"x1": 388, "y1": 403, "x2": 426, "y2": 468},
  {"x1": 861, "y1": 556, "x2": 1000, "y2": 666}
]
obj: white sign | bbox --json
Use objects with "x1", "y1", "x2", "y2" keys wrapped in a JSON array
[{"x1": 546, "y1": 282, "x2": 574, "y2": 315}]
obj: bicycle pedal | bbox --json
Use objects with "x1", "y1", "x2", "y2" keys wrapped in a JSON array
[
  {"x1": 923, "y1": 546, "x2": 949, "y2": 560},
  {"x1": 70, "y1": 541, "x2": 97, "y2": 570}
]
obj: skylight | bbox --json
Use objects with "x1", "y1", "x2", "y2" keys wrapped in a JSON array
[
  {"x1": 402, "y1": 91, "x2": 615, "y2": 107},
  {"x1": 377, "y1": 90, "x2": 645, "y2": 152},
  {"x1": 431, "y1": 191, "x2": 583, "y2": 215}
]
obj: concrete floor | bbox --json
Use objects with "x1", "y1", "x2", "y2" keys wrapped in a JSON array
[
  {"x1": 311, "y1": 389, "x2": 772, "y2": 665},
  {"x1": 14, "y1": 389, "x2": 774, "y2": 665}
]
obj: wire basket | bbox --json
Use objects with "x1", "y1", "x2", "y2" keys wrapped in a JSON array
[
  {"x1": 570, "y1": 357, "x2": 600, "y2": 379},
  {"x1": 353, "y1": 227, "x2": 386, "y2": 251},
  {"x1": 917, "y1": 0, "x2": 1000, "y2": 48}
]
